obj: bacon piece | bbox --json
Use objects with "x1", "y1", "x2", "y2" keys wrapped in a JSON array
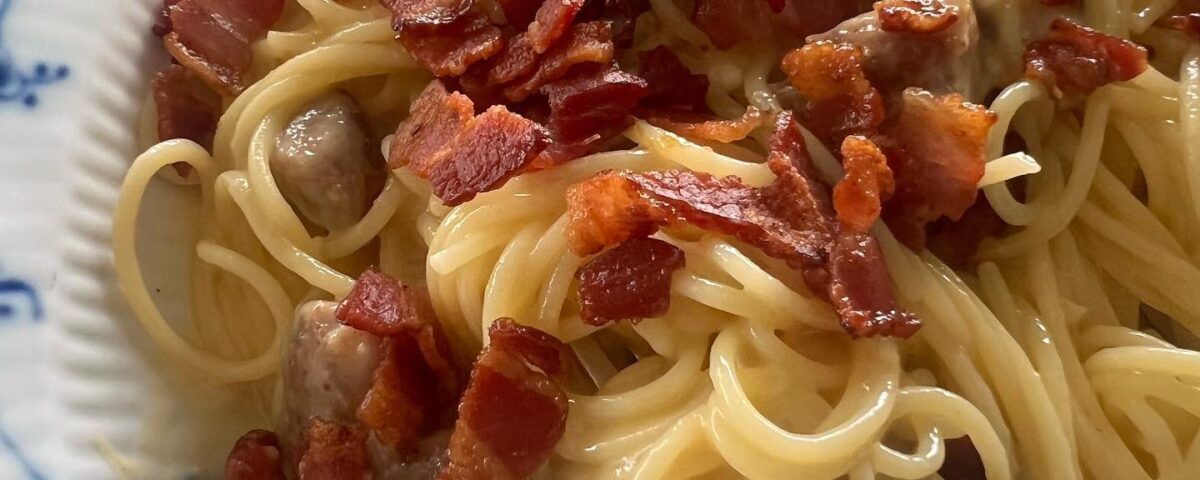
[
  {"x1": 767, "y1": 0, "x2": 786, "y2": 13},
  {"x1": 781, "y1": 42, "x2": 884, "y2": 147},
  {"x1": 226, "y1": 430, "x2": 285, "y2": 480},
  {"x1": 577, "y1": 0, "x2": 650, "y2": 47},
  {"x1": 162, "y1": 0, "x2": 285, "y2": 96},
  {"x1": 430, "y1": 105, "x2": 550, "y2": 205},
  {"x1": 1024, "y1": 18, "x2": 1148, "y2": 98},
  {"x1": 827, "y1": 230, "x2": 921, "y2": 337},
  {"x1": 528, "y1": 0, "x2": 588, "y2": 53},
  {"x1": 834, "y1": 136, "x2": 894, "y2": 233},
  {"x1": 298, "y1": 419, "x2": 370, "y2": 480},
  {"x1": 577, "y1": 237, "x2": 686, "y2": 326},
  {"x1": 151, "y1": 65, "x2": 219, "y2": 152},
  {"x1": 382, "y1": 0, "x2": 472, "y2": 32},
  {"x1": 926, "y1": 197, "x2": 1006, "y2": 267},
  {"x1": 337, "y1": 268, "x2": 460, "y2": 450},
  {"x1": 566, "y1": 173, "x2": 668, "y2": 255},
  {"x1": 152, "y1": 0, "x2": 184, "y2": 36},
  {"x1": 645, "y1": 107, "x2": 765, "y2": 144},
  {"x1": 874, "y1": 0, "x2": 959, "y2": 34},
  {"x1": 881, "y1": 89, "x2": 996, "y2": 249},
  {"x1": 539, "y1": 65, "x2": 649, "y2": 164},
  {"x1": 494, "y1": 0, "x2": 542, "y2": 28},
  {"x1": 638, "y1": 46, "x2": 709, "y2": 112},
  {"x1": 389, "y1": 81, "x2": 476, "y2": 174},
  {"x1": 396, "y1": 13, "x2": 505, "y2": 77},
  {"x1": 487, "y1": 35, "x2": 541, "y2": 86},
  {"x1": 442, "y1": 319, "x2": 570, "y2": 480},
  {"x1": 693, "y1": 0, "x2": 772, "y2": 49},
  {"x1": 503, "y1": 21, "x2": 615, "y2": 102},
  {"x1": 938, "y1": 437, "x2": 987, "y2": 480}
]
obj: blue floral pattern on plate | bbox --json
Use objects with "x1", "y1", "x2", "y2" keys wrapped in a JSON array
[{"x1": 0, "y1": 0, "x2": 68, "y2": 107}]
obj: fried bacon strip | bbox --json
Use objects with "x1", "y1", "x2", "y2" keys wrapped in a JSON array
[
  {"x1": 1024, "y1": 18, "x2": 1148, "y2": 98},
  {"x1": 298, "y1": 419, "x2": 370, "y2": 480},
  {"x1": 644, "y1": 107, "x2": 766, "y2": 144},
  {"x1": 160, "y1": 0, "x2": 285, "y2": 96},
  {"x1": 527, "y1": 0, "x2": 588, "y2": 53},
  {"x1": 834, "y1": 136, "x2": 895, "y2": 234},
  {"x1": 380, "y1": 0, "x2": 505, "y2": 77},
  {"x1": 577, "y1": 237, "x2": 686, "y2": 326},
  {"x1": 388, "y1": 80, "x2": 550, "y2": 206},
  {"x1": 151, "y1": 64, "x2": 219, "y2": 170},
  {"x1": 539, "y1": 65, "x2": 649, "y2": 165},
  {"x1": 337, "y1": 268, "x2": 460, "y2": 452},
  {"x1": 781, "y1": 42, "x2": 884, "y2": 147},
  {"x1": 502, "y1": 21, "x2": 616, "y2": 102},
  {"x1": 881, "y1": 89, "x2": 997, "y2": 249},
  {"x1": 441, "y1": 319, "x2": 571, "y2": 480},
  {"x1": 638, "y1": 46, "x2": 709, "y2": 112},
  {"x1": 226, "y1": 430, "x2": 285, "y2": 480},
  {"x1": 874, "y1": 0, "x2": 960, "y2": 34},
  {"x1": 566, "y1": 113, "x2": 920, "y2": 337}
]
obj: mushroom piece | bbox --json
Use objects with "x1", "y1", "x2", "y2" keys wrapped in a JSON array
[{"x1": 271, "y1": 92, "x2": 378, "y2": 232}]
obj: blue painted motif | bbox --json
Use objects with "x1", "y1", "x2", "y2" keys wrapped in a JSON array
[
  {"x1": 0, "y1": 411, "x2": 46, "y2": 480},
  {"x1": 0, "y1": 269, "x2": 42, "y2": 323},
  {"x1": 0, "y1": 0, "x2": 69, "y2": 107}
]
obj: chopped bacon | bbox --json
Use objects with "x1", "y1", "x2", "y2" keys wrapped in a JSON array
[
  {"x1": 638, "y1": 46, "x2": 710, "y2": 112},
  {"x1": 338, "y1": 268, "x2": 461, "y2": 450},
  {"x1": 565, "y1": 112, "x2": 920, "y2": 337},
  {"x1": 152, "y1": 0, "x2": 183, "y2": 36},
  {"x1": 827, "y1": 231, "x2": 921, "y2": 337},
  {"x1": 538, "y1": 65, "x2": 648, "y2": 164},
  {"x1": 161, "y1": 0, "x2": 285, "y2": 96},
  {"x1": 430, "y1": 105, "x2": 551, "y2": 205},
  {"x1": 487, "y1": 35, "x2": 541, "y2": 86},
  {"x1": 298, "y1": 419, "x2": 370, "y2": 480},
  {"x1": 874, "y1": 0, "x2": 959, "y2": 34},
  {"x1": 781, "y1": 42, "x2": 884, "y2": 147},
  {"x1": 528, "y1": 0, "x2": 588, "y2": 53},
  {"x1": 389, "y1": 81, "x2": 550, "y2": 205},
  {"x1": 494, "y1": 0, "x2": 542, "y2": 28},
  {"x1": 441, "y1": 319, "x2": 570, "y2": 480},
  {"x1": 693, "y1": 0, "x2": 772, "y2": 49},
  {"x1": 577, "y1": 237, "x2": 686, "y2": 326},
  {"x1": 644, "y1": 107, "x2": 765, "y2": 144},
  {"x1": 834, "y1": 136, "x2": 894, "y2": 233},
  {"x1": 388, "y1": 80, "x2": 476, "y2": 174},
  {"x1": 226, "y1": 430, "x2": 285, "y2": 480},
  {"x1": 151, "y1": 65, "x2": 219, "y2": 154},
  {"x1": 576, "y1": 0, "x2": 650, "y2": 47},
  {"x1": 396, "y1": 13, "x2": 506, "y2": 77},
  {"x1": 1024, "y1": 18, "x2": 1148, "y2": 98},
  {"x1": 881, "y1": 89, "x2": 996, "y2": 249},
  {"x1": 566, "y1": 173, "x2": 668, "y2": 255},
  {"x1": 502, "y1": 21, "x2": 615, "y2": 102},
  {"x1": 382, "y1": 0, "x2": 473, "y2": 32}
]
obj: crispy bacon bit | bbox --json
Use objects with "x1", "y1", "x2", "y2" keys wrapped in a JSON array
[
  {"x1": 226, "y1": 430, "x2": 285, "y2": 480},
  {"x1": 487, "y1": 35, "x2": 541, "y2": 86},
  {"x1": 441, "y1": 319, "x2": 570, "y2": 480},
  {"x1": 882, "y1": 89, "x2": 996, "y2": 248},
  {"x1": 151, "y1": 65, "x2": 219, "y2": 152},
  {"x1": 503, "y1": 21, "x2": 615, "y2": 102},
  {"x1": 565, "y1": 112, "x2": 919, "y2": 337},
  {"x1": 577, "y1": 237, "x2": 685, "y2": 326},
  {"x1": 161, "y1": 0, "x2": 285, "y2": 96},
  {"x1": 389, "y1": 81, "x2": 551, "y2": 205},
  {"x1": 834, "y1": 136, "x2": 894, "y2": 233},
  {"x1": 645, "y1": 107, "x2": 765, "y2": 144},
  {"x1": 388, "y1": 80, "x2": 476, "y2": 174},
  {"x1": 781, "y1": 42, "x2": 884, "y2": 147},
  {"x1": 298, "y1": 419, "x2": 369, "y2": 480},
  {"x1": 1024, "y1": 18, "x2": 1148, "y2": 98},
  {"x1": 528, "y1": 0, "x2": 588, "y2": 53},
  {"x1": 577, "y1": 0, "x2": 650, "y2": 47},
  {"x1": 693, "y1": 0, "x2": 771, "y2": 49},
  {"x1": 382, "y1": 0, "x2": 473, "y2": 32},
  {"x1": 539, "y1": 65, "x2": 648, "y2": 164},
  {"x1": 566, "y1": 173, "x2": 667, "y2": 255},
  {"x1": 827, "y1": 231, "x2": 921, "y2": 337},
  {"x1": 430, "y1": 105, "x2": 550, "y2": 205},
  {"x1": 638, "y1": 46, "x2": 710, "y2": 112},
  {"x1": 495, "y1": 0, "x2": 542, "y2": 28},
  {"x1": 874, "y1": 0, "x2": 959, "y2": 34},
  {"x1": 338, "y1": 268, "x2": 460, "y2": 450},
  {"x1": 396, "y1": 13, "x2": 506, "y2": 77}
]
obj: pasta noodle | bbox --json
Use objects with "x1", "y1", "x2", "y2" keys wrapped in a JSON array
[{"x1": 113, "y1": 0, "x2": 1200, "y2": 478}]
